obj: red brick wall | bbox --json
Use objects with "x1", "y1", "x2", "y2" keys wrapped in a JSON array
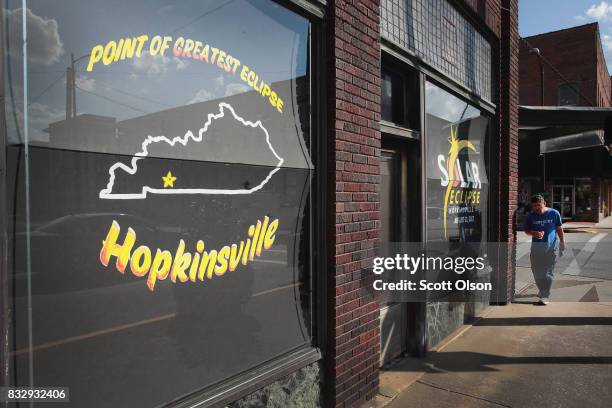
[
  {"x1": 324, "y1": 0, "x2": 519, "y2": 404},
  {"x1": 326, "y1": 0, "x2": 382, "y2": 406},
  {"x1": 519, "y1": 23, "x2": 610, "y2": 107},
  {"x1": 595, "y1": 26, "x2": 611, "y2": 107},
  {"x1": 462, "y1": 0, "x2": 502, "y2": 37},
  {"x1": 495, "y1": 0, "x2": 520, "y2": 302}
]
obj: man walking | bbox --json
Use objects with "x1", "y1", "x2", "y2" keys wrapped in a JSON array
[{"x1": 523, "y1": 194, "x2": 565, "y2": 305}]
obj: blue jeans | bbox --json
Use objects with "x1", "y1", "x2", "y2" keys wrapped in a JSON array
[{"x1": 530, "y1": 249, "x2": 557, "y2": 298}]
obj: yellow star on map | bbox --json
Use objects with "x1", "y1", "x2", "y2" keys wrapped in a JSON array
[{"x1": 162, "y1": 171, "x2": 177, "y2": 188}]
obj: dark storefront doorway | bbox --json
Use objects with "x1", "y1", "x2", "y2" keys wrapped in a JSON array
[
  {"x1": 379, "y1": 139, "x2": 420, "y2": 366},
  {"x1": 552, "y1": 184, "x2": 574, "y2": 219},
  {"x1": 380, "y1": 148, "x2": 406, "y2": 365}
]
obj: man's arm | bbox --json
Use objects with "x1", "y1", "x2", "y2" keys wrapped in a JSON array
[
  {"x1": 556, "y1": 211, "x2": 565, "y2": 252},
  {"x1": 523, "y1": 217, "x2": 543, "y2": 239},
  {"x1": 557, "y1": 226, "x2": 565, "y2": 252},
  {"x1": 525, "y1": 230, "x2": 544, "y2": 239}
]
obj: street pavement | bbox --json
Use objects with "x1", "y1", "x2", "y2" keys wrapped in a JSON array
[
  {"x1": 370, "y1": 225, "x2": 612, "y2": 408},
  {"x1": 515, "y1": 226, "x2": 612, "y2": 302}
]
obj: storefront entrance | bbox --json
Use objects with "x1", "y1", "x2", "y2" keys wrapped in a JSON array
[
  {"x1": 380, "y1": 148, "x2": 406, "y2": 365},
  {"x1": 379, "y1": 139, "x2": 420, "y2": 366},
  {"x1": 552, "y1": 184, "x2": 574, "y2": 219}
]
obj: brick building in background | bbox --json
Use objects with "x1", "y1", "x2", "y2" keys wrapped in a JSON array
[
  {"x1": 519, "y1": 23, "x2": 612, "y2": 222},
  {"x1": 1, "y1": 0, "x2": 519, "y2": 407}
]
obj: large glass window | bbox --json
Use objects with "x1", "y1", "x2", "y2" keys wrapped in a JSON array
[
  {"x1": 425, "y1": 82, "x2": 489, "y2": 243},
  {"x1": 575, "y1": 178, "x2": 593, "y2": 217},
  {"x1": 3, "y1": 1, "x2": 313, "y2": 406},
  {"x1": 558, "y1": 83, "x2": 579, "y2": 106},
  {"x1": 380, "y1": 62, "x2": 420, "y2": 130}
]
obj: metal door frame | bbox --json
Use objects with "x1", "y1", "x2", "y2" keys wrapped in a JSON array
[
  {"x1": 551, "y1": 184, "x2": 575, "y2": 219},
  {"x1": 379, "y1": 137, "x2": 421, "y2": 365}
]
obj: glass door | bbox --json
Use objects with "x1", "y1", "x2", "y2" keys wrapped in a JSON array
[{"x1": 552, "y1": 185, "x2": 574, "y2": 219}]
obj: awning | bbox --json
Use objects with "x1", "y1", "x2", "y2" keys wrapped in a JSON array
[
  {"x1": 519, "y1": 105, "x2": 612, "y2": 155},
  {"x1": 519, "y1": 105, "x2": 612, "y2": 142},
  {"x1": 540, "y1": 131, "x2": 604, "y2": 154}
]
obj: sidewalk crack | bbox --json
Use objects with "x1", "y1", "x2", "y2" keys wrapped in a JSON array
[{"x1": 415, "y1": 379, "x2": 513, "y2": 407}]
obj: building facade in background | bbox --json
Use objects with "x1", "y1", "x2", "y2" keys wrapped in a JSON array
[
  {"x1": 519, "y1": 23, "x2": 612, "y2": 222},
  {"x1": 0, "y1": 0, "x2": 518, "y2": 406}
]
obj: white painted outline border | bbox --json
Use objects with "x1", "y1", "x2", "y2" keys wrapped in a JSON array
[{"x1": 99, "y1": 102, "x2": 284, "y2": 200}]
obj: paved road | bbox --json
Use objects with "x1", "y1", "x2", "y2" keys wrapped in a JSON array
[{"x1": 515, "y1": 227, "x2": 612, "y2": 302}]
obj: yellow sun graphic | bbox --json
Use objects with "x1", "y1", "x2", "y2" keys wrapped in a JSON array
[{"x1": 443, "y1": 125, "x2": 477, "y2": 239}]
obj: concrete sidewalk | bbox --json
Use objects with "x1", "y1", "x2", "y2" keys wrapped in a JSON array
[
  {"x1": 372, "y1": 302, "x2": 612, "y2": 408},
  {"x1": 595, "y1": 216, "x2": 612, "y2": 229},
  {"x1": 514, "y1": 263, "x2": 612, "y2": 302},
  {"x1": 563, "y1": 215, "x2": 612, "y2": 230}
]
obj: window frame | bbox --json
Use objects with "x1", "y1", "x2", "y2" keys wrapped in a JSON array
[
  {"x1": 0, "y1": 1, "x2": 327, "y2": 406},
  {"x1": 423, "y1": 77, "x2": 493, "y2": 244},
  {"x1": 381, "y1": 53, "x2": 422, "y2": 132},
  {"x1": 558, "y1": 82, "x2": 579, "y2": 106},
  {"x1": 0, "y1": 5, "x2": 9, "y2": 391}
]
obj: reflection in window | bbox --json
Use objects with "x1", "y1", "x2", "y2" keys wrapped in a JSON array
[
  {"x1": 425, "y1": 82, "x2": 489, "y2": 244},
  {"x1": 380, "y1": 64, "x2": 419, "y2": 129},
  {"x1": 575, "y1": 178, "x2": 592, "y2": 216},
  {"x1": 381, "y1": 68, "x2": 404, "y2": 124},
  {"x1": 425, "y1": 82, "x2": 480, "y2": 123},
  {"x1": 558, "y1": 83, "x2": 579, "y2": 106},
  {"x1": 4, "y1": 1, "x2": 314, "y2": 406}
]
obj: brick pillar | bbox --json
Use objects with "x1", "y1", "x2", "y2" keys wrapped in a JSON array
[
  {"x1": 494, "y1": 0, "x2": 519, "y2": 303},
  {"x1": 326, "y1": 0, "x2": 382, "y2": 406}
]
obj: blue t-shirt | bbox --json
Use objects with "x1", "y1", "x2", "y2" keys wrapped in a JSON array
[{"x1": 524, "y1": 208, "x2": 562, "y2": 250}]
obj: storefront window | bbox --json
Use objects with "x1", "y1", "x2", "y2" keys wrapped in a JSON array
[
  {"x1": 380, "y1": 63, "x2": 420, "y2": 130},
  {"x1": 381, "y1": 68, "x2": 403, "y2": 124},
  {"x1": 575, "y1": 178, "x2": 593, "y2": 217},
  {"x1": 558, "y1": 83, "x2": 579, "y2": 106},
  {"x1": 3, "y1": 1, "x2": 313, "y2": 406},
  {"x1": 425, "y1": 82, "x2": 489, "y2": 243}
]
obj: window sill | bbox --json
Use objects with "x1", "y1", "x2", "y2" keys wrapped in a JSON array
[
  {"x1": 380, "y1": 121, "x2": 421, "y2": 140},
  {"x1": 168, "y1": 346, "x2": 321, "y2": 408}
]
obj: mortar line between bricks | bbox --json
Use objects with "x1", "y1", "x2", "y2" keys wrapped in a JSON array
[{"x1": 415, "y1": 379, "x2": 513, "y2": 408}]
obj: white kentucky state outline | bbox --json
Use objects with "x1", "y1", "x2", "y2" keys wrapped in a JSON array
[{"x1": 99, "y1": 102, "x2": 284, "y2": 199}]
